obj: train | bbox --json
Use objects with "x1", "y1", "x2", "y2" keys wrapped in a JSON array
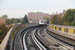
[{"x1": 39, "y1": 20, "x2": 49, "y2": 25}]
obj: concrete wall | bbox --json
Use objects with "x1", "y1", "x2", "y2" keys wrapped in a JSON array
[{"x1": 25, "y1": 23, "x2": 38, "y2": 27}]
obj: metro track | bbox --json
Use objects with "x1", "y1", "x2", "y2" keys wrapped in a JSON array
[
  {"x1": 46, "y1": 29, "x2": 75, "y2": 46},
  {"x1": 13, "y1": 26, "x2": 39, "y2": 50},
  {"x1": 21, "y1": 25, "x2": 49, "y2": 50},
  {"x1": 46, "y1": 28, "x2": 75, "y2": 50},
  {"x1": 31, "y1": 29, "x2": 47, "y2": 50},
  {"x1": 13, "y1": 27, "x2": 26, "y2": 50},
  {"x1": 32, "y1": 25, "x2": 75, "y2": 50},
  {"x1": 21, "y1": 26, "x2": 40, "y2": 50},
  {"x1": 31, "y1": 25, "x2": 62, "y2": 50},
  {"x1": 13, "y1": 25, "x2": 75, "y2": 50},
  {"x1": 33, "y1": 26, "x2": 61, "y2": 50}
]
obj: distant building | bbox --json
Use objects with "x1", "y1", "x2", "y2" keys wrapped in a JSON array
[
  {"x1": 59, "y1": 10, "x2": 66, "y2": 18},
  {"x1": 28, "y1": 12, "x2": 43, "y2": 21},
  {"x1": 28, "y1": 10, "x2": 65, "y2": 23},
  {"x1": 28, "y1": 12, "x2": 51, "y2": 22},
  {"x1": 0, "y1": 19, "x2": 6, "y2": 24},
  {"x1": 44, "y1": 13, "x2": 51, "y2": 18}
]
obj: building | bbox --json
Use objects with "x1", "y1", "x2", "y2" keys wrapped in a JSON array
[
  {"x1": 0, "y1": 19, "x2": 6, "y2": 24},
  {"x1": 59, "y1": 10, "x2": 66, "y2": 18},
  {"x1": 28, "y1": 12, "x2": 51, "y2": 22},
  {"x1": 28, "y1": 12, "x2": 43, "y2": 21},
  {"x1": 44, "y1": 13, "x2": 51, "y2": 18}
]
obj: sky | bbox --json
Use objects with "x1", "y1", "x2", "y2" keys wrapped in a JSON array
[{"x1": 0, "y1": 0, "x2": 75, "y2": 18}]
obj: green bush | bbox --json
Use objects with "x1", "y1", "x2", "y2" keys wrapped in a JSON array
[
  {"x1": 0, "y1": 22, "x2": 9, "y2": 43},
  {"x1": 71, "y1": 21, "x2": 75, "y2": 26}
]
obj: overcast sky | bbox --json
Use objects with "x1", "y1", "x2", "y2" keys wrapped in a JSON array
[{"x1": 0, "y1": 0, "x2": 75, "y2": 18}]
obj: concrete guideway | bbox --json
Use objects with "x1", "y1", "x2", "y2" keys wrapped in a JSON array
[{"x1": 1, "y1": 23, "x2": 74, "y2": 50}]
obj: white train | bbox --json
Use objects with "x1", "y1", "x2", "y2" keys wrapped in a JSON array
[{"x1": 39, "y1": 20, "x2": 47, "y2": 25}]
